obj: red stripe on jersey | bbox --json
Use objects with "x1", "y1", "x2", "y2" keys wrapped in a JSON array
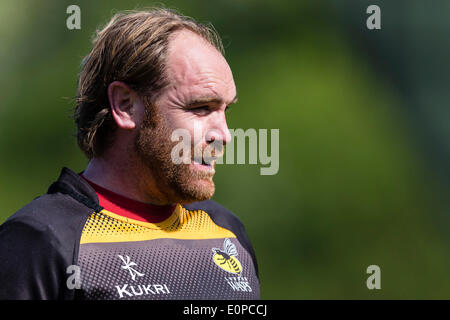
[{"x1": 81, "y1": 175, "x2": 176, "y2": 223}]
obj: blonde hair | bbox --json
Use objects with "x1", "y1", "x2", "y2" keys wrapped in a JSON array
[{"x1": 74, "y1": 8, "x2": 224, "y2": 158}]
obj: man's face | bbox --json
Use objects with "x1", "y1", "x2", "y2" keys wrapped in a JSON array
[{"x1": 135, "y1": 30, "x2": 236, "y2": 204}]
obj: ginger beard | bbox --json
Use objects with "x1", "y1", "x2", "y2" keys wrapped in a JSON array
[{"x1": 134, "y1": 104, "x2": 218, "y2": 204}]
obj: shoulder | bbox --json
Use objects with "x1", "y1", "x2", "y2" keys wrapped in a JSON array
[
  {"x1": 183, "y1": 200, "x2": 259, "y2": 278},
  {"x1": 0, "y1": 191, "x2": 94, "y2": 272},
  {"x1": 0, "y1": 192, "x2": 89, "y2": 264},
  {"x1": 0, "y1": 211, "x2": 62, "y2": 269},
  {"x1": 183, "y1": 199, "x2": 244, "y2": 231},
  {"x1": 0, "y1": 196, "x2": 68, "y2": 299},
  {"x1": 2, "y1": 192, "x2": 93, "y2": 247},
  {"x1": 2, "y1": 194, "x2": 67, "y2": 242},
  {"x1": 0, "y1": 192, "x2": 93, "y2": 299}
]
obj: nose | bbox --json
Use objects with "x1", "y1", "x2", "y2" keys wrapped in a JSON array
[{"x1": 205, "y1": 112, "x2": 231, "y2": 146}]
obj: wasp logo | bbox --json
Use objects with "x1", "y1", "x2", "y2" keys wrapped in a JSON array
[
  {"x1": 118, "y1": 255, "x2": 145, "y2": 281},
  {"x1": 212, "y1": 238, "x2": 242, "y2": 275}
]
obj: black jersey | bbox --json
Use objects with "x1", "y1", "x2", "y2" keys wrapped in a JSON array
[{"x1": 0, "y1": 167, "x2": 259, "y2": 300}]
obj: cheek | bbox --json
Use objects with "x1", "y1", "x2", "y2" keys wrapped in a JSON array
[{"x1": 168, "y1": 113, "x2": 209, "y2": 146}]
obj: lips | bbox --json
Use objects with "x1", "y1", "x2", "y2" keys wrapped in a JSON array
[
  {"x1": 191, "y1": 159, "x2": 216, "y2": 174},
  {"x1": 192, "y1": 153, "x2": 218, "y2": 167},
  {"x1": 193, "y1": 159, "x2": 212, "y2": 167},
  {"x1": 189, "y1": 146, "x2": 222, "y2": 172}
]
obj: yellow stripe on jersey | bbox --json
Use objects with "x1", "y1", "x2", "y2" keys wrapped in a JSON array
[{"x1": 80, "y1": 204, "x2": 236, "y2": 244}]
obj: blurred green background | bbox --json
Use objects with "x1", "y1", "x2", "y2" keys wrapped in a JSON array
[{"x1": 0, "y1": 0, "x2": 449, "y2": 299}]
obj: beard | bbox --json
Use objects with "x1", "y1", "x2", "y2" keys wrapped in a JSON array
[{"x1": 134, "y1": 103, "x2": 216, "y2": 204}]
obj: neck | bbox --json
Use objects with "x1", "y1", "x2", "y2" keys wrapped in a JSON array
[{"x1": 82, "y1": 156, "x2": 173, "y2": 206}]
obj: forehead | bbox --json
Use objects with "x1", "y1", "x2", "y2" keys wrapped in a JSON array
[{"x1": 164, "y1": 29, "x2": 236, "y2": 103}]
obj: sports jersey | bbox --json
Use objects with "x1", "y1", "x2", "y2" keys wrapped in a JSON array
[
  {"x1": 0, "y1": 167, "x2": 259, "y2": 300},
  {"x1": 80, "y1": 175, "x2": 176, "y2": 223}
]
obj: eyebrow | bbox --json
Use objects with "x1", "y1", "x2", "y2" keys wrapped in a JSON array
[{"x1": 185, "y1": 95, "x2": 238, "y2": 108}]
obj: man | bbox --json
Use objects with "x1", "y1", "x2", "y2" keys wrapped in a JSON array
[{"x1": 0, "y1": 8, "x2": 259, "y2": 300}]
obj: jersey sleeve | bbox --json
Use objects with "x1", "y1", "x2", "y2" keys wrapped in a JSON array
[{"x1": 0, "y1": 219, "x2": 67, "y2": 299}]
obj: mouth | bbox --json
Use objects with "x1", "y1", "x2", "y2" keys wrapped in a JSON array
[{"x1": 192, "y1": 159, "x2": 215, "y2": 172}]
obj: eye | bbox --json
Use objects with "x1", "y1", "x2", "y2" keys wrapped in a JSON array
[{"x1": 189, "y1": 105, "x2": 210, "y2": 114}]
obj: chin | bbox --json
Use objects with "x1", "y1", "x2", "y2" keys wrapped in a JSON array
[{"x1": 175, "y1": 179, "x2": 216, "y2": 204}]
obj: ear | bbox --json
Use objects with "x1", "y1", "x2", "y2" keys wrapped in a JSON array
[{"x1": 108, "y1": 81, "x2": 138, "y2": 130}]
